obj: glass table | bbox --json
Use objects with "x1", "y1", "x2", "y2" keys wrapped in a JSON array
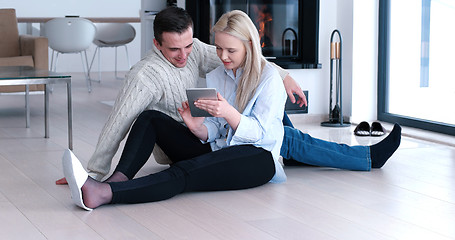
[{"x1": 0, "y1": 66, "x2": 73, "y2": 149}]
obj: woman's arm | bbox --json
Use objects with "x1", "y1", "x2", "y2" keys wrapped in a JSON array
[
  {"x1": 230, "y1": 66, "x2": 287, "y2": 145},
  {"x1": 194, "y1": 92, "x2": 241, "y2": 131}
]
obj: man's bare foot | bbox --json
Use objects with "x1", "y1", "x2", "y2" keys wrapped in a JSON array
[
  {"x1": 104, "y1": 171, "x2": 128, "y2": 183},
  {"x1": 56, "y1": 177, "x2": 68, "y2": 185}
]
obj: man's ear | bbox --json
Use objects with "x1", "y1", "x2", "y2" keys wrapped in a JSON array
[{"x1": 153, "y1": 39, "x2": 160, "y2": 49}]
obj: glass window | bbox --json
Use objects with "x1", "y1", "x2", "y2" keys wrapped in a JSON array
[{"x1": 379, "y1": 0, "x2": 455, "y2": 135}]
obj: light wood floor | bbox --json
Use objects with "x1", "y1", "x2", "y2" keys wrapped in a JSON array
[{"x1": 1, "y1": 72, "x2": 454, "y2": 240}]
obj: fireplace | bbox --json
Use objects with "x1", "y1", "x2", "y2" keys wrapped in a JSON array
[{"x1": 186, "y1": 0, "x2": 320, "y2": 69}]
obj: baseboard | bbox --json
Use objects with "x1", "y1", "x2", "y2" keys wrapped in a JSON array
[
  {"x1": 0, "y1": 91, "x2": 44, "y2": 96},
  {"x1": 288, "y1": 113, "x2": 351, "y2": 125}
]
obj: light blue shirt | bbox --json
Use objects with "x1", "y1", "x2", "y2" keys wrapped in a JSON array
[{"x1": 203, "y1": 62, "x2": 287, "y2": 183}]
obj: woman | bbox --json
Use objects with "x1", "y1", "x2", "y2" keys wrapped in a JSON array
[{"x1": 62, "y1": 10, "x2": 287, "y2": 210}]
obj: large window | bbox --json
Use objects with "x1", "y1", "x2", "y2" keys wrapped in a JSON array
[{"x1": 378, "y1": 0, "x2": 455, "y2": 135}]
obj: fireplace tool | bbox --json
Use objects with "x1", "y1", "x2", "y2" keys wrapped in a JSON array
[{"x1": 321, "y1": 29, "x2": 350, "y2": 127}]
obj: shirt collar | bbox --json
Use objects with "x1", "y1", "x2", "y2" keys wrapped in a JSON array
[{"x1": 224, "y1": 68, "x2": 243, "y2": 85}]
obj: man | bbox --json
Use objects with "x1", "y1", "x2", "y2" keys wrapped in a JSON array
[{"x1": 56, "y1": 6, "x2": 306, "y2": 184}]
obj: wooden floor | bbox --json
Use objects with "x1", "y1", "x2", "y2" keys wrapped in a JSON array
[{"x1": 1, "y1": 72, "x2": 454, "y2": 240}]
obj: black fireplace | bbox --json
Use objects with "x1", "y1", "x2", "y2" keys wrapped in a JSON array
[{"x1": 186, "y1": 0, "x2": 321, "y2": 69}]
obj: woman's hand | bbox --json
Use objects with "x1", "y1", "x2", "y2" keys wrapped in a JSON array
[
  {"x1": 194, "y1": 93, "x2": 231, "y2": 118},
  {"x1": 178, "y1": 101, "x2": 207, "y2": 140},
  {"x1": 195, "y1": 93, "x2": 241, "y2": 131}
]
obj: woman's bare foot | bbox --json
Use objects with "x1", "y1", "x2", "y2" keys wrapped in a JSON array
[{"x1": 81, "y1": 177, "x2": 113, "y2": 209}]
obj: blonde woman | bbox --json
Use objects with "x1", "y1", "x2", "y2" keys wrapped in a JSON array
[{"x1": 62, "y1": 10, "x2": 287, "y2": 210}]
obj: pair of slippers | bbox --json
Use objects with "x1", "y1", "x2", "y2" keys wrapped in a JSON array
[
  {"x1": 354, "y1": 121, "x2": 386, "y2": 136},
  {"x1": 62, "y1": 149, "x2": 92, "y2": 211}
]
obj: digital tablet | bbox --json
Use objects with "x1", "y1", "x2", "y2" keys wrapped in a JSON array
[{"x1": 186, "y1": 88, "x2": 217, "y2": 117}]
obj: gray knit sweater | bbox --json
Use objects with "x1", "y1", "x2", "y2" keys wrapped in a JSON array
[{"x1": 87, "y1": 39, "x2": 221, "y2": 180}]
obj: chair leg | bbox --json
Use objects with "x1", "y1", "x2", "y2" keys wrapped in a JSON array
[
  {"x1": 115, "y1": 45, "x2": 129, "y2": 80},
  {"x1": 49, "y1": 51, "x2": 60, "y2": 92},
  {"x1": 125, "y1": 45, "x2": 131, "y2": 69},
  {"x1": 114, "y1": 46, "x2": 119, "y2": 79},
  {"x1": 98, "y1": 47, "x2": 101, "y2": 82},
  {"x1": 53, "y1": 52, "x2": 60, "y2": 72},
  {"x1": 88, "y1": 47, "x2": 99, "y2": 81},
  {"x1": 80, "y1": 51, "x2": 92, "y2": 92},
  {"x1": 25, "y1": 85, "x2": 30, "y2": 128},
  {"x1": 50, "y1": 50, "x2": 55, "y2": 71}
]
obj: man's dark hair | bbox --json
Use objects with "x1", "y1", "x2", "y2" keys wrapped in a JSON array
[{"x1": 153, "y1": 7, "x2": 193, "y2": 45}]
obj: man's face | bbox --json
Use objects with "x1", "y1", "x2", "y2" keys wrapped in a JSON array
[{"x1": 154, "y1": 27, "x2": 194, "y2": 68}]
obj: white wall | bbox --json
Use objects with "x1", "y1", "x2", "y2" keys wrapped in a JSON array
[
  {"x1": 2, "y1": 0, "x2": 379, "y2": 121},
  {"x1": 287, "y1": 0, "x2": 378, "y2": 121},
  {"x1": 288, "y1": 0, "x2": 353, "y2": 117}
]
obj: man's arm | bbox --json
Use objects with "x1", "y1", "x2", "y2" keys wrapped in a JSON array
[
  {"x1": 86, "y1": 71, "x2": 161, "y2": 181},
  {"x1": 192, "y1": 38, "x2": 223, "y2": 77},
  {"x1": 56, "y1": 77, "x2": 154, "y2": 184},
  {"x1": 56, "y1": 64, "x2": 162, "y2": 184},
  {"x1": 269, "y1": 62, "x2": 307, "y2": 107},
  {"x1": 283, "y1": 74, "x2": 307, "y2": 107},
  {"x1": 195, "y1": 38, "x2": 307, "y2": 106}
]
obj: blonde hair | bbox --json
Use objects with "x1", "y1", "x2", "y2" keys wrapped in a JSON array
[{"x1": 212, "y1": 10, "x2": 266, "y2": 113}]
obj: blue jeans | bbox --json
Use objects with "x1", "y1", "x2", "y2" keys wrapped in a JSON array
[{"x1": 280, "y1": 113, "x2": 371, "y2": 171}]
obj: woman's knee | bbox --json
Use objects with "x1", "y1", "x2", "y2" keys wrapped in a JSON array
[{"x1": 136, "y1": 110, "x2": 166, "y2": 124}]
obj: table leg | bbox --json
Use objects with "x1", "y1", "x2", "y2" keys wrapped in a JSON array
[
  {"x1": 67, "y1": 82, "x2": 73, "y2": 150},
  {"x1": 45, "y1": 84, "x2": 49, "y2": 138},
  {"x1": 26, "y1": 23, "x2": 33, "y2": 35},
  {"x1": 26, "y1": 85, "x2": 30, "y2": 128}
]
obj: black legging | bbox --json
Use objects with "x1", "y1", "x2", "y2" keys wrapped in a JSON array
[{"x1": 108, "y1": 110, "x2": 276, "y2": 204}]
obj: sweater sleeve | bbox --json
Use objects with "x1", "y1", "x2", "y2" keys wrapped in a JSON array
[
  {"x1": 193, "y1": 38, "x2": 222, "y2": 78},
  {"x1": 269, "y1": 61, "x2": 289, "y2": 80},
  {"x1": 87, "y1": 66, "x2": 162, "y2": 180}
]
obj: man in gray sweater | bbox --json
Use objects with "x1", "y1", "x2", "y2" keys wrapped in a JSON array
[{"x1": 56, "y1": 6, "x2": 306, "y2": 184}]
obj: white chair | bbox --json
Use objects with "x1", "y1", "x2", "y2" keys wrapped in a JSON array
[
  {"x1": 88, "y1": 23, "x2": 136, "y2": 81},
  {"x1": 44, "y1": 17, "x2": 96, "y2": 92}
]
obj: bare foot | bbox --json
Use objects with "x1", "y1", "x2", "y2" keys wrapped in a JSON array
[
  {"x1": 56, "y1": 177, "x2": 68, "y2": 185},
  {"x1": 104, "y1": 171, "x2": 128, "y2": 183},
  {"x1": 81, "y1": 177, "x2": 113, "y2": 209}
]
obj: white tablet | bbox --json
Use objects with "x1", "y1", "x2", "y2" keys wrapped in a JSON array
[{"x1": 186, "y1": 88, "x2": 217, "y2": 117}]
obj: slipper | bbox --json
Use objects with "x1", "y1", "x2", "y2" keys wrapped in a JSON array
[
  {"x1": 62, "y1": 149, "x2": 92, "y2": 211},
  {"x1": 354, "y1": 121, "x2": 370, "y2": 136},
  {"x1": 371, "y1": 122, "x2": 386, "y2": 136}
]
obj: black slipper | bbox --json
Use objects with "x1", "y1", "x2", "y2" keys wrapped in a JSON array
[
  {"x1": 371, "y1": 122, "x2": 385, "y2": 136},
  {"x1": 354, "y1": 121, "x2": 370, "y2": 136}
]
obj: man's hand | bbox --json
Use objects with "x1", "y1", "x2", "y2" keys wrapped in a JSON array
[
  {"x1": 56, "y1": 177, "x2": 68, "y2": 185},
  {"x1": 178, "y1": 101, "x2": 208, "y2": 141},
  {"x1": 283, "y1": 75, "x2": 307, "y2": 107}
]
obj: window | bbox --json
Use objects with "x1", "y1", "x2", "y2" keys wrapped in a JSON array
[{"x1": 378, "y1": 0, "x2": 455, "y2": 135}]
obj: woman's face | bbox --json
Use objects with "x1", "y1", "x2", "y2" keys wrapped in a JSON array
[{"x1": 214, "y1": 32, "x2": 247, "y2": 76}]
